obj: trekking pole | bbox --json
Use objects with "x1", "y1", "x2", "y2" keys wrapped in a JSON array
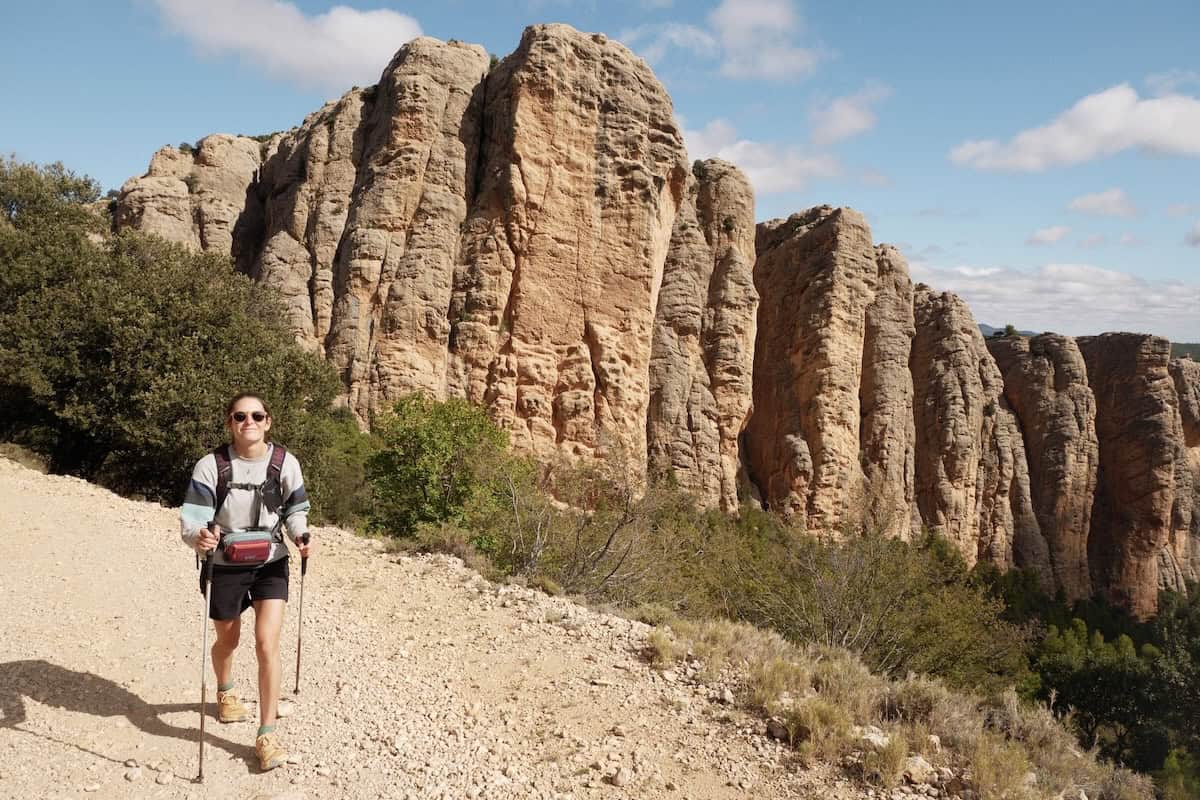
[
  {"x1": 196, "y1": 525, "x2": 217, "y2": 783},
  {"x1": 293, "y1": 533, "x2": 310, "y2": 695}
]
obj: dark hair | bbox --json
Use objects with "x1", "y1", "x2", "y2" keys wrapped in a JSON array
[{"x1": 225, "y1": 393, "x2": 272, "y2": 419}]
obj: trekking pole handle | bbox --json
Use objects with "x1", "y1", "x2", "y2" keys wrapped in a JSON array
[{"x1": 300, "y1": 533, "x2": 310, "y2": 576}]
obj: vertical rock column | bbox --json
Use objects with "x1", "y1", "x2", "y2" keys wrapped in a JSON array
[
  {"x1": 858, "y1": 245, "x2": 917, "y2": 539},
  {"x1": 910, "y1": 288, "x2": 1037, "y2": 568},
  {"x1": 323, "y1": 39, "x2": 491, "y2": 417},
  {"x1": 647, "y1": 159, "x2": 757, "y2": 512},
  {"x1": 1167, "y1": 358, "x2": 1200, "y2": 590},
  {"x1": 988, "y1": 334, "x2": 1098, "y2": 599},
  {"x1": 447, "y1": 25, "x2": 688, "y2": 474},
  {"x1": 250, "y1": 90, "x2": 373, "y2": 351},
  {"x1": 745, "y1": 207, "x2": 877, "y2": 532},
  {"x1": 1078, "y1": 334, "x2": 1181, "y2": 618}
]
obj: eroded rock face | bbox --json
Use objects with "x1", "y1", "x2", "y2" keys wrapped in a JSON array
[
  {"x1": 988, "y1": 334, "x2": 1098, "y2": 600},
  {"x1": 910, "y1": 288, "x2": 1038, "y2": 569},
  {"x1": 1079, "y1": 334, "x2": 1181, "y2": 618},
  {"x1": 745, "y1": 207, "x2": 877, "y2": 532},
  {"x1": 1167, "y1": 358, "x2": 1200, "y2": 592},
  {"x1": 647, "y1": 159, "x2": 757, "y2": 512},
  {"x1": 322, "y1": 39, "x2": 491, "y2": 411},
  {"x1": 115, "y1": 135, "x2": 263, "y2": 253},
  {"x1": 114, "y1": 25, "x2": 1197, "y2": 615},
  {"x1": 446, "y1": 25, "x2": 688, "y2": 475},
  {"x1": 859, "y1": 245, "x2": 916, "y2": 539}
]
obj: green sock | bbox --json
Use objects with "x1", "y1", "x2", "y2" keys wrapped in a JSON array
[
  {"x1": 217, "y1": 682, "x2": 234, "y2": 692},
  {"x1": 257, "y1": 724, "x2": 276, "y2": 737}
]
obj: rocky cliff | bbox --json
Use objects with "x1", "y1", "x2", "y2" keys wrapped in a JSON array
[{"x1": 116, "y1": 24, "x2": 1198, "y2": 617}]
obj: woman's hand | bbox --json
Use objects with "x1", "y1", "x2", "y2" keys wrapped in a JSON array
[
  {"x1": 197, "y1": 524, "x2": 221, "y2": 554},
  {"x1": 298, "y1": 535, "x2": 314, "y2": 558}
]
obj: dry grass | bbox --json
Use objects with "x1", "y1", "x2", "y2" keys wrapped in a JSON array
[
  {"x1": 971, "y1": 731, "x2": 1034, "y2": 800},
  {"x1": 647, "y1": 616, "x2": 1153, "y2": 800},
  {"x1": 862, "y1": 730, "x2": 907, "y2": 788}
]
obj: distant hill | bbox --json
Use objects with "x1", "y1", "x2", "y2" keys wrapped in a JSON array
[
  {"x1": 979, "y1": 323, "x2": 1038, "y2": 338},
  {"x1": 1173, "y1": 343, "x2": 1200, "y2": 360}
]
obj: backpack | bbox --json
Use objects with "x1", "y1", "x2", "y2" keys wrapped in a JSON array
[{"x1": 211, "y1": 444, "x2": 289, "y2": 563}]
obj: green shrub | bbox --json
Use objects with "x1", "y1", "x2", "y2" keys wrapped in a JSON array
[
  {"x1": 0, "y1": 159, "x2": 341, "y2": 501},
  {"x1": 365, "y1": 394, "x2": 508, "y2": 537},
  {"x1": 972, "y1": 731, "x2": 1034, "y2": 799}
]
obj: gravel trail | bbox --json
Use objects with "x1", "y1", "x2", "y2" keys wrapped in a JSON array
[{"x1": 0, "y1": 458, "x2": 862, "y2": 799}]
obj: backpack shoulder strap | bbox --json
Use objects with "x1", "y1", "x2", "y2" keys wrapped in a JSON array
[
  {"x1": 262, "y1": 444, "x2": 288, "y2": 517},
  {"x1": 268, "y1": 443, "x2": 287, "y2": 479},
  {"x1": 212, "y1": 444, "x2": 233, "y2": 514}
]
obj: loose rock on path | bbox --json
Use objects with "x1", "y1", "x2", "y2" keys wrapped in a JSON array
[{"x1": 0, "y1": 458, "x2": 866, "y2": 799}]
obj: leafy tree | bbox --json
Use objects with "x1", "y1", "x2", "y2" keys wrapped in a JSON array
[
  {"x1": 0, "y1": 158, "x2": 341, "y2": 502},
  {"x1": 365, "y1": 394, "x2": 509, "y2": 537}
]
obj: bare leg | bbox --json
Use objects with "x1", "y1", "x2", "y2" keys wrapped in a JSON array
[
  {"x1": 253, "y1": 599, "x2": 285, "y2": 727},
  {"x1": 212, "y1": 618, "x2": 241, "y2": 687}
]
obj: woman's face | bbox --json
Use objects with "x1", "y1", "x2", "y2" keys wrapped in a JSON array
[{"x1": 227, "y1": 397, "x2": 272, "y2": 448}]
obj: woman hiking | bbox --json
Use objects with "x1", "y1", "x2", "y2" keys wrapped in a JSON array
[{"x1": 179, "y1": 393, "x2": 313, "y2": 771}]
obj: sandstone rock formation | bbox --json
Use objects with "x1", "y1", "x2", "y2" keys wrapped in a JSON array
[
  {"x1": 445, "y1": 25, "x2": 689, "y2": 475},
  {"x1": 1078, "y1": 335, "x2": 1184, "y2": 617},
  {"x1": 114, "y1": 23, "x2": 1198, "y2": 616},
  {"x1": 647, "y1": 159, "x2": 757, "y2": 512},
  {"x1": 988, "y1": 334, "x2": 1098, "y2": 601},
  {"x1": 115, "y1": 134, "x2": 263, "y2": 254},
  {"x1": 910, "y1": 289, "x2": 1039, "y2": 570},
  {"x1": 859, "y1": 245, "x2": 916, "y2": 539},
  {"x1": 745, "y1": 207, "x2": 877, "y2": 533}
]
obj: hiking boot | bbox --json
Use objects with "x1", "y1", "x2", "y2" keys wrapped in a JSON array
[
  {"x1": 255, "y1": 732, "x2": 287, "y2": 771},
  {"x1": 216, "y1": 689, "x2": 249, "y2": 723}
]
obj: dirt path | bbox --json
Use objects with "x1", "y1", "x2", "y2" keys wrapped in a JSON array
[{"x1": 0, "y1": 458, "x2": 864, "y2": 799}]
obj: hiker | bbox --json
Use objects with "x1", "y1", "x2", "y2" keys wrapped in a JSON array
[{"x1": 179, "y1": 393, "x2": 313, "y2": 771}]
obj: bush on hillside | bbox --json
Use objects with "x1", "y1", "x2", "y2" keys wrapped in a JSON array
[
  {"x1": 365, "y1": 394, "x2": 509, "y2": 537},
  {"x1": 0, "y1": 158, "x2": 346, "y2": 503}
]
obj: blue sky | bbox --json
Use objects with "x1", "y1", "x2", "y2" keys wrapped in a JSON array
[{"x1": 3, "y1": 0, "x2": 1198, "y2": 339}]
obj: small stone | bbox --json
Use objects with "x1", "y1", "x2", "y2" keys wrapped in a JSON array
[
  {"x1": 83, "y1": 784, "x2": 100, "y2": 793},
  {"x1": 123, "y1": 758, "x2": 138, "y2": 768},
  {"x1": 927, "y1": 734, "x2": 942, "y2": 754},
  {"x1": 124, "y1": 767, "x2": 142, "y2": 782},
  {"x1": 766, "y1": 717, "x2": 788, "y2": 741},
  {"x1": 611, "y1": 724, "x2": 628, "y2": 737},
  {"x1": 611, "y1": 767, "x2": 633, "y2": 787},
  {"x1": 155, "y1": 771, "x2": 174, "y2": 785},
  {"x1": 720, "y1": 688, "x2": 734, "y2": 704},
  {"x1": 277, "y1": 698, "x2": 296, "y2": 718},
  {"x1": 661, "y1": 670, "x2": 677, "y2": 682},
  {"x1": 286, "y1": 752, "x2": 303, "y2": 765},
  {"x1": 316, "y1": 766, "x2": 332, "y2": 777}
]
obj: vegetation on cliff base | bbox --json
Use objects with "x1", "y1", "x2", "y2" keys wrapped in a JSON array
[
  {"x1": 0, "y1": 157, "x2": 1170, "y2": 798},
  {"x1": 0, "y1": 157, "x2": 367, "y2": 520}
]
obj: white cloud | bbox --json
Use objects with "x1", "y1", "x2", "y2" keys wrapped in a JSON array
[
  {"x1": 1068, "y1": 188, "x2": 1138, "y2": 217},
  {"x1": 909, "y1": 261, "x2": 1200, "y2": 340},
  {"x1": 684, "y1": 118, "x2": 840, "y2": 193},
  {"x1": 1167, "y1": 203, "x2": 1198, "y2": 217},
  {"x1": 618, "y1": 23, "x2": 718, "y2": 63},
  {"x1": 1187, "y1": 222, "x2": 1200, "y2": 247},
  {"x1": 620, "y1": 0, "x2": 821, "y2": 81},
  {"x1": 1147, "y1": 69, "x2": 1200, "y2": 96},
  {"x1": 949, "y1": 84, "x2": 1200, "y2": 171},
  {"x1": 151, "y1": 0, "x2": 421, "y2": 92},
  {"x1": 708, "y1": 0, "x2": 820, "y2": 80},
  {"x1": 1026, "y1": 225, "x2": 1071, "y2": 245},
  {"x1": 810, "y1": 83, "x2": 892, "y2": 146},
  {"x1": 1079, "y1": 234, "x2": 1107, "y2": 248}
]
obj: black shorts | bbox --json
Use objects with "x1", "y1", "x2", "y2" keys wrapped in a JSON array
[{"x1": 199, "y1": 558, "x2": 289, "y2": 620}]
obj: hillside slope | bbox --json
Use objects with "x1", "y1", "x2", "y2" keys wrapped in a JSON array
[{"x1": 0, "y1": 458, "x2": 860, "y2": 799}]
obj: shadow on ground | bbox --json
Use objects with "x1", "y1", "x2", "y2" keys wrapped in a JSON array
[{"x1": 0, "y1": 659, "x2": 256, "y2": 768}]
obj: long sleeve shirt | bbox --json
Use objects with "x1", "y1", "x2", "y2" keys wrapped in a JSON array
[{"x1": 180, "y1": 443, "x2": 310, "y2": 567}]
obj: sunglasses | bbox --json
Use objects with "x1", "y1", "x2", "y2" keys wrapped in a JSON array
[{"x1": 230, "y1": 411, "x2": 268, "y2": 423}]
